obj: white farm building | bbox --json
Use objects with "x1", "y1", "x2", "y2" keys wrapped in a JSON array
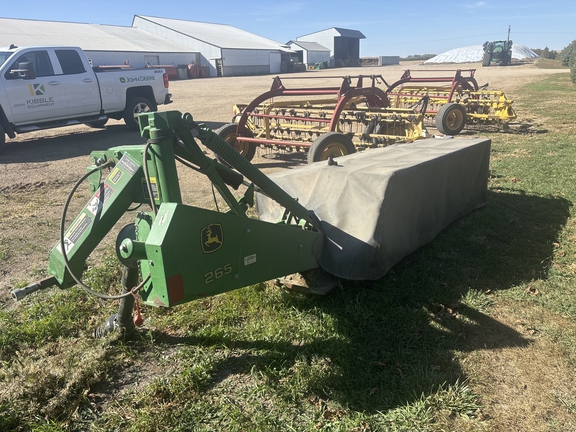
[
  {"x1": 296, "y1": 28, "x2": 366, "y2": 67},
  {"x1": 0, "y1": 17, "x2": 199, "y2": 73},
  {"x1": 0, "y1": 16, "x2": 368, "y2": 77},
  {"x1": 286, "y1": 41, "x2": 331, "y2": 68},
  {"x1": 132, "y1": 16, "x2": 292, "y2": 77},
  {"x1": 0, "y1": 16, "x2": 294, "y2": 77}
]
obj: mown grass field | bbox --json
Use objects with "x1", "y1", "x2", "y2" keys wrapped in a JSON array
[{"x1": 1, "y1": 67, "x2": 576, "y2": 431}]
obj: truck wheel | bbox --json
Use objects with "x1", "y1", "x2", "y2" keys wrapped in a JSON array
[
  {"x1": 482, "y1": 52, "x2": 491, "y2": 67},
  {"x1": 123, "y1": 97, "x2": 154, "y2": 131},
  {"x1": 215, "y1": 123, "x2": 256, "y2": 163},
  {"x1": 435, "y1": 103, "x2": 467, "y2": 136},
  {"x1": 308, "y1": 132, "x2": 356, "y2": 163},
  {"x1": 0, "y1": 124, "x2": 5, "y2": 153},
  {"x1": 84, "y1": 118, "x2": 108, "y2": 128}
]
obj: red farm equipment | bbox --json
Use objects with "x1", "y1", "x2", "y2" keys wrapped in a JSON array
[
  {"x1": 219, "y1": 70, "x2": 515, "y2": 163},
  {"x1": 217, "y1": 75, "x2": 428, "y2": 163}
]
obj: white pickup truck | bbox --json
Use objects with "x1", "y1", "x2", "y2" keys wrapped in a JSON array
[{"x1": 0, "y1": 45, "x2": 172, "y2": 151}]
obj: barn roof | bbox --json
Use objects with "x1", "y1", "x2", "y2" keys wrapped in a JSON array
[
  {"x1": 134, "y1": 15, "x2": 288, "y2": 51},
  {"x1": 0, "y1": 17, "x2": 194, "y2": 52},
  {"x1": 286, "y1": 41, "x2": 330, "y2": 51},
  {"x1": 298, "y1": 28, "x2": 366, "y2": 40},
  {"x1": 332, "y1": 28, "x2": 366, "y2": 39}
]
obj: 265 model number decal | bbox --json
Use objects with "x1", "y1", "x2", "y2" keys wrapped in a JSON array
[{"x1": 205, "y1": 263, "x2": 232, "y2": 284}]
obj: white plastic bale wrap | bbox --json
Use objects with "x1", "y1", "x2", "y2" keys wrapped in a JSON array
[{"x1": 256, "y1": 138, "x2": 491, "y2": 280}]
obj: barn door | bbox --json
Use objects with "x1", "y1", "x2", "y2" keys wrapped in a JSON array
[{"x1": 269, "y1": 52, "x2": 281, "y2": 74}]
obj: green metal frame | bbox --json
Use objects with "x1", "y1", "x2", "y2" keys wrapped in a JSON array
[{"x1": 36, "y1": 110, "x2": 321, "y2": 307}]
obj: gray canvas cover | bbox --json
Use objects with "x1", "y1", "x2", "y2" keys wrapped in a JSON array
[{"x1": 256, "y1": 138, "x2": 491, "y2": 280}]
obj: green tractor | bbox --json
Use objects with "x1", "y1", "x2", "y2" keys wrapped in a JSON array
[{"x1": 482, "y1": 39, "x2": 513, "y2": 66}]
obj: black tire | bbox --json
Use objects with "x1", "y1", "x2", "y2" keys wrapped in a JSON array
[
  {"x1": 482, "y1": 52, "x2": 492, "y2": 67},
  {"x1": 307, "y1": 132, "x2": 356, "y2": 164},
  {"x1": 123, "y1": 97, "x2": 154, "y2": 131},
  {"x1": 435, "y1": 103, "x2": 467, "y2": 136},
  {"x1": 0, "y1": 124, "x2": 5, "y2": 154},
  {"x1": 215, "y1": 123, "x2": 256, "y2": 162},
  {"x1": 84, "y1": 118, "x2": 108, "y2": 128}
]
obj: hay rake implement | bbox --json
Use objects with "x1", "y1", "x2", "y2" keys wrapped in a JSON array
[
  {"x1": 220, "y1": 71, "x2": 514, "y2": 162},
  {"x1": 385, "y1": 69, "x2": 517, "y2": 135},
  {"x1": 218, "y1": 75, "x2": 428, "y2": 163}
]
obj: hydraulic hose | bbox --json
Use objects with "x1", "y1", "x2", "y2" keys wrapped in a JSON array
[{"x1": 59, "y1": 160, "x2": 149, "y2": 300}]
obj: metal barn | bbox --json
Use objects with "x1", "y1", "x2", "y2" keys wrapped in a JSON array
[
  {"x1": 132, "y1": 16, "x2": 292, "y2": 77},
  {"x1": 0, "y1": 17, "x2": 198, "y2": 71},
  {"x1": 286, "y1": 41, "x2": 330, "y2": 68},
  {"x1": 296, "y1": 28, "x2": 365, "y2": 67}
]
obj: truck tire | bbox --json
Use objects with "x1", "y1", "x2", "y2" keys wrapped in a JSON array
[
  {"x1": 482, "y1": 52, "x2": 491, "y2": 67},
  {"x1": 308, "y1": 132, "x2": 356, "y2": 163},
  {"x1": 123, "y1": 97, "x2": 154, "y2": 131},
  {"x1": 0, "y1": 124, "x2": 5, "y2": 153},
  {"x1": 215, "y1": 123, "x2": 256, "y2": 163},
  {"x1": 435, "y1": 103, "x2": 467, "y2": 136},
  {"x1": 84, "y1": 118, "x2": 108, "y2": 128}
]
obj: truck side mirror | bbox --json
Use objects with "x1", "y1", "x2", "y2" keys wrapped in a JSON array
[{"x1": 11, "y1": 62, "x2": 36, "y2": 80}]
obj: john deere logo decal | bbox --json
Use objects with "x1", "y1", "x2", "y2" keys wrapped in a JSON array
[
  {"x1": 119, "y1": 77, "x2": 126, "y2": 83},
  {"x1": 201, "y1": 224, "x2": 223, "y2": 253},
  {"x1": 29, "y1": 84, "x2": 45, "y2": 96}
]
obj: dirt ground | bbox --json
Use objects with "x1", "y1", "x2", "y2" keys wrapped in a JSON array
[{"x1": 0, "y1": 61, "x2": 568, "y2": 298}]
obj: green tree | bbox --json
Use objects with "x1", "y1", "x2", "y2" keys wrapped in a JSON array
[
  {"x1": 560, "y1": 40, "x2": 576, "y2": 67},
  {"x1": 533, "y1": 47, "x2": 556, "y2": 59},
  {"x1": 570, "y1": 51, "x2": 576, "y2": 84},
  {"x1": 542, "y1": 47, "x2": 557, "y2": 59}
]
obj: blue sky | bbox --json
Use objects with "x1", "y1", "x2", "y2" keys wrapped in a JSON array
[{"x1": 2, "y1": 1, "x2": 574, "y2": 56}]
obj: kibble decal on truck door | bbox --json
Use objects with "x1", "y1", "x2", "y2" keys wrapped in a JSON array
[
  {"x1": 25, "y1": 84, "x2": 55, "y2": 109},
  {"x1": 29, "y1": 84, "x2": 45, "y2": 96}
]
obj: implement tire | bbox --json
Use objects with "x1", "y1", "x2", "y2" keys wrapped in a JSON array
[
  {"x1": 435, "y1": 103, "x2": 467, "y2": 136},
  {"x1": 215, "y1": 123, "x2": 256, "y2": 163},
  {"x1": 308, "y1": 132, "x2": 356, "y2": 164}
]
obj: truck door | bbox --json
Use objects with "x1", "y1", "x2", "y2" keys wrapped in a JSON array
[
  {"x1": 54, "y1": 49, "x2": 100, "y2": 116},
  {"x1": 3, "y1": 50, "x2": 69, "y2": 124}
]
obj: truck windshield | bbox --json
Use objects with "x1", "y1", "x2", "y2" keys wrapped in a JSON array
[{"x1": 0, "y1": 51, "x2": 15, "y2": 68}]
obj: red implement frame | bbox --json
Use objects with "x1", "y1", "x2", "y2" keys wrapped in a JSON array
[{"x1": 234, "y1": 75, "x2": 392, "y2": 149}]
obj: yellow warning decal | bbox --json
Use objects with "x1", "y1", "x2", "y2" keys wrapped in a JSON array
[
  {"x1": 142, "y1": 177, "x2": 159, "y2": 200},
  {"x1": 107, "y1": 167, "x2": 123, "y2": 185}
]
